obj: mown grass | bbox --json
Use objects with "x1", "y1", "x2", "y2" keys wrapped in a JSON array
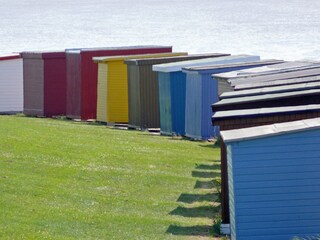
[{"x1": 0, "y1": 115, "x2": 221, "y2": 239}]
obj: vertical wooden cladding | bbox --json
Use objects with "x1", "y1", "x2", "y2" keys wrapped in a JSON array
[
  {"x1": 96, "y1": 63, "x2": 108, "y2": 123},
  {"x1": 0, "y1": 54, "x2": 23, "y2": 113},
  {"x1": 125, "y1": 54, "x2": 232, "y2": 129},
  {"x1": 66, "y1": 46, "x2": 172, "y2": 120},
  {"x1": 66, "y1": 52, "x2": 81, "y2": 119},
  {"x1": 22, "y1": 51, "x2": 67, "y2": 117},
  {"x1": 44, "y1": 54, "x2": 67, "y2": 116},
  {"x1": 158, "y1": 72, "x2": 172, "y2": 134},
  {"x1": 127, "y1": 64, "x2": 141, "y2": 127},
  {"x1": 22, "y1": 53, "x2": 44, "y2": 116}
]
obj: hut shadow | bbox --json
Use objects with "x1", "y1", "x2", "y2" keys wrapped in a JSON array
[
  {"x1": 169, "y1": 205, "x2": 219, "y2": 219},
  {"x1": 177, "y1": 193, "x2": 217, "y2": 204},
  {"x1": 192, "y1": 170, "x2": 219, "y2": 178},
  {"x1": 195, "y1": 163, "x2": 219, "y2": 171},
  {"x1": 194, "y1": 180, "x2": 214, "y2": 189},
  {"x1": 199, "y1": 143, "x2": 220, "y2": 149},
  {"x1": 166, "y1": 159, "x2": 221, "y2": 237},
  {"x1": 166, "y1": 225, "x2": 213, "y2": 236}
]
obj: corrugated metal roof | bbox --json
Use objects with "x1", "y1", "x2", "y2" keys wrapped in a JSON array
[
  {"x1": 214, "y1": 61, "x2": 320, "y2": 80},
  {"x1": 93, "y1": 52, "x2": 183, "y2": 63},
  {"x1": 235, "y1": 75, "x2": 320, "y2": 90},
  {"x1": 182, "y1": 59, "x2": 283, "y2": 72},
  {"x1": 220, "y1": 81, "x2": 320, "y2": 99},
  {"x1": 213, "y1": 89, "x2": 320, "y2": 106},
  {"x1": 152, "y1": 54, "x2": 256, "y2": 73},
  {"x1": 213, "y1": 104, "x2": 320, "y2": 119},
  {"x1": 221, "y1": 117, "x2": 320, "y2": 142}
]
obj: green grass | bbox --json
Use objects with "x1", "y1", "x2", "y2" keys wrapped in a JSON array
[{"x1": 0, "y1": 115, "x2": 221, "y2": 239}]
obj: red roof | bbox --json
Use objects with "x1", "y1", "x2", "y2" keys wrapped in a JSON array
[{"x1": 0, "y1": 54, "x2": 21, "y2": 61}]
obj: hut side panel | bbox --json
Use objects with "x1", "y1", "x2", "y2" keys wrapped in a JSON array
[
  {"x1": 185, "y1": 73, "x2": 202, "y2": 139},
  {"x1": 171, "y1": 71, "x2": 187, "y2": 135},
  {"x1": 106, "y1": 61, "x2": 128, "y2": 123},
  {"x1": 228, "y1": 130, "x2": 320, "y2": 240},
  {"x1": 66, "y1": 53, "x2": 81, "y2": 119},
  {"x1": 127, "y1": 64, "x2": 141, "y2": 128},
  {"x1": 43, "y1": 57, "x2": 67, "y2": 117},
  {"x1": 226, "y1": 145, "x2": 236, "y2": 240},
  {"x1": 23, "y1": 58, "x2": 44, "y2": 116},
  {"x1": 140, "y1": 65, "x2": 160, "y2": 129},
  {"x1": 81, "y1": 52, "x2": 100, "y2": 120},
  {"x1": 0, "y1": 58, "x2": 23, "y2": 112},
  {"x1": 96, "y1": 63, "x2": 108, "y2": 122},
  {"x1": 158, "y1": 72, "x2": 172, "y2": 135},
  {"x1": 201, "y1": 74, "x2": 218, "y2": 138}
]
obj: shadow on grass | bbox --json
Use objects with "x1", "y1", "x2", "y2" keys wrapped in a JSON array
[
  {"x1": 192, "y1": 170, "x2": 219, "y2": 178},
  {"x1": 194, "y1": 180, "x2": 214, "y2": 189},
  {"x1": 166, "y1": 225, "x2": 213, "y2": 236},
  {"x1": 177, "y1": 193, "x2": 217, "y2": 204},
  {"x1": 169, "y1": 205, "x2": 219, "y2": 219},
  {"x1": 195, "y1": 163, "x2": 219, "y2": 171},
  {"x1": 166, "y1": 158, "x2": 222, "y2": 238},
  {"x1": 199, "y1": 143, "x2": 220, "y2": 149}
]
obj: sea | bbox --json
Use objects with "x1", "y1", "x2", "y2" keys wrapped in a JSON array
[{"x1": 1, "y1": 0, "x2": 320, "y2": 61}]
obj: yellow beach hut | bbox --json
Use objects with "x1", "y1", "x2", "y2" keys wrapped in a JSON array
[{"x1": 93, "y1": 52, "x2": 187, "y2": 123}]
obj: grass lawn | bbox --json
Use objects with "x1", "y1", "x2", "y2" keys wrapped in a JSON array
[{"x1": 0, "y1": 115, "x2": 221, "y2": 239}]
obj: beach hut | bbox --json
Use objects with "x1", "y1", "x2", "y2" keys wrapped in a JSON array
[
  {"x1": 212, "y1": 104, "x2": 320, "y2": 227},
  {"x1": 0, "y1": 54, "x2": 23, "y2": 113},
  {"x1": 66, "y1": 46, "x2": 172, "y2": 120},
  {"x1": 94, "y1": 52, "x2": 183, "y2": 124},
  {"x1": 221, "y1": 118, "x2": 320, "y2": 240},
  {"x1": 152, "y1": 54, "x2": 260, "y2": 136},
  {"x1": 124, "y1": 53, "x2": 229, "y2": 130},
  {"x1": 182, "y1": 59, "x2": 282, "y2": 140},
  {"x1": 22, "y1": 51, "x2": 66, "y2": 117}
]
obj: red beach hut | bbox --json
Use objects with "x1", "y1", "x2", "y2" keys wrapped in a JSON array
[
  {"x1": 66, "y1": 46, "x2": 172, "y2": 120},
  {"x1": 22, "y1": 51, "x2": 67, "y2": 117}
]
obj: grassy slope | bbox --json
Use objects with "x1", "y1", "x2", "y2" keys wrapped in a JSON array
[{"x1": 0, "y1": 116, "x2": 220, "y2": 240}]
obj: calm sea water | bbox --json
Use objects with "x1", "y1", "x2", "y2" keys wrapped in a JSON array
[{"x1": 1, "y1": 0, "x2": 320, "y2": 60}]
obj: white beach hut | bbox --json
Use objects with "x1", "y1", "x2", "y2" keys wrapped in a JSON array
[{"x1": 0, "y1": 54, "x2": 23, "y2": 113}]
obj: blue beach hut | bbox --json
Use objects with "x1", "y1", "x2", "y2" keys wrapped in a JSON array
[
  {"x1": 221, "y1": 118, "x2": 320, "y2": 240},
  {"x1": 182, "y1": 59, "x2": 282, "y2": 140},
  {"x1": 152, "y1": 55, "x2": 260, "y2": 136}
]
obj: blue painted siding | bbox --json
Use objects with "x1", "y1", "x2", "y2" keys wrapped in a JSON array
[
  {"x1": 185, "y1": 62, "x2": 281, "y2": 140},
  {"x1": 158, "y1": 72, "x2": 172, "y2": 135},
  {"x1": 227, "y1": 128, "x2": 320, "y2": 240},
  {"x1": 185, "y1": 72, "x2": 202, "y2": 139},
  {"x1": 170, "y1": 71, "x2": 186, "y2": 135},
  {"x1": 201, "y1": 73, "x2": 218, "y2": 138},
  {"x1": 227, "y1": 145, "x2": 236, "y2": 240}
]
